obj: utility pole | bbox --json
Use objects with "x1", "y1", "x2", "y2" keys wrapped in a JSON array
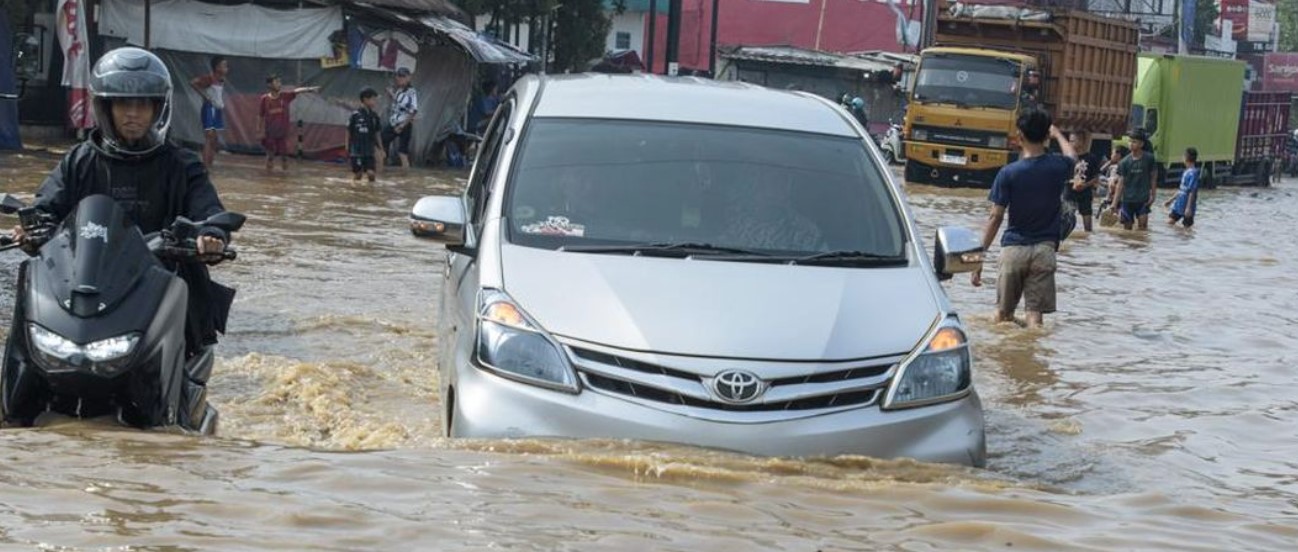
[
  {"x1": 647, "y1": 0, "x2": 657, "y2": 73},
  {"x1": 144, "y1": 0, "x2": 152, "y2": 49},
  {"x1": 920, "y1": 0, "x2": 938, "y2": 50},
  {"x1": 708, "y1": 0, "x2": 719, "y2": 77},
  {"x1": 666, "y1": 0, "x2": 682, "y2": 76}
]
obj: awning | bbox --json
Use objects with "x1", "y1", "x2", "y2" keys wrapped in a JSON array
[
  {"x1": 347, "y1": 2, "x2": 534, "y2": 64},
  {"x1": 100, "y1": 0, "x2": 343, "y2": 59},
  {"x1": 417, "y1": 15, "x2": 534, "y2": 64},
  {"x1": 722, "y1": 46, "x2": 896, "y2": 73}
]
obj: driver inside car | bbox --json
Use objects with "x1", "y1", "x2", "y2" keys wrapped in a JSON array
[{"x1": 8, "y1": 47, "x2": 235, "y2": 356}]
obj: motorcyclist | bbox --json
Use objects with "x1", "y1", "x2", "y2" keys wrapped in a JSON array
[
  {"x1": 7, "y1": 47, "x2": 235, "y2": 356},
  {"x1": 849, "y1": 97, "x2": 869, "y2": 130}
]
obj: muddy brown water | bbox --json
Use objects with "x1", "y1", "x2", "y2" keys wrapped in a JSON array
[{"x1": 1, "y1": 149, "x2": 1296, "y2": 550}]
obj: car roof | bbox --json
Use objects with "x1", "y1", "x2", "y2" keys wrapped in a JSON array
[{"x1": 524, "y1": 73, "x2": 860, "y2": 137}]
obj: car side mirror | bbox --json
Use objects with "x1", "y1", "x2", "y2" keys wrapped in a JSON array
[
  {"x1": 201, "y1": 212, "x2": 247, "y2": 233},
  {"x1": 934, "y1": 226, "x2": 983, "y2": 281},
  {"x1": 410, "y1": 195, "x2": 468, "y2": 248}
]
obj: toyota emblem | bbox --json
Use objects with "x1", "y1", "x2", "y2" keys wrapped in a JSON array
[{"x1": 711, "y1": 369, "x2": 765, "y2": 404}]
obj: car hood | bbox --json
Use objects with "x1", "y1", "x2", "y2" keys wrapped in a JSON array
[{"x1": 500, "y1": 244, "x2": 939, "y2": 360}]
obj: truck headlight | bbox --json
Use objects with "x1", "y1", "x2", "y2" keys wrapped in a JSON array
[
  {"x1": 988, "y1": 136, "x2": 1009, "y2": 149},
  {"x1": 884, "y1": 325, "x2": 971, "y2": 409},
  {"x1": 474, "y1": 290, "x2": 579, "y2": 393},
  {"x1": 28, "y1": 325, "x2": 140, "y2": 376},
  {"x1": 911, "y1": 128, "x2": 929, "y2": 141}
]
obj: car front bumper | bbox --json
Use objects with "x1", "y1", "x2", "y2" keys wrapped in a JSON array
[{"x1": 451, "y1": 363, "x2": 987, "y2": 467}]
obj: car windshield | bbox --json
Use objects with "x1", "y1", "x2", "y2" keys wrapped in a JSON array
[
  {"x1": 913, "y1": 54, "x2": 1019, "y2": 110},
  {"x1": 505, "y1": 119, "x2": 907, "y2": 259}
]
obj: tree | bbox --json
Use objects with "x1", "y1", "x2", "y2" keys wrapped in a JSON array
[
  {"x1": 461, "y1": 0, "x2": 611, "y2": 73},
  {"x1": 1193, "y1": 0, "x2": 1220, "y2": 47},
  {"x1": 551, "y1": 0, "x2": 611, "y2": 73},
  {"x1": 1279, "y1": 0, "x2": 1298, "y2": 51},
  {"x1": 1, "y1": 0, "x2": 41, "y2": 30}
]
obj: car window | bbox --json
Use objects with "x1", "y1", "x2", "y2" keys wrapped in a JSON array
[
  {"x1": 1129, "y1": 105, "x2": 1146, "y2": 133},
  {"x1": 504, "y1": 119, "x2": 906, "y2": 257},
  {"x1": 466, "y1": 100, "x2": 514, "y2": 230}
]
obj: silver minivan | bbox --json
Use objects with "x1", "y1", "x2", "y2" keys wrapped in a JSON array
[{"x1": 411, "y1": 74, "x2": 987, "y2": 466}]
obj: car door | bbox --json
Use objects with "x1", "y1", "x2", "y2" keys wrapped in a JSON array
[{"x1": 440, "y1": 98, "x2": 516, "y2": 410}]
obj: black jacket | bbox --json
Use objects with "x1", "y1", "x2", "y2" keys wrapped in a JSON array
[
  {"x1": 35, "y1": 135, "x2": 227, "y2": 239},
  {"x1": 32, "y1": 134, "x2": 236, "y2": 353}
]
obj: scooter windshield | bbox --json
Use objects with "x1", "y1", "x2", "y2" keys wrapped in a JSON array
[{"x1": 44, "y1": 195, "x2": 158, "y2": 317}]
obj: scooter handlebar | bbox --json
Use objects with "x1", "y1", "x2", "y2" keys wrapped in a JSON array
[{"x1": 157, "y1": 245, "x2": 238, "y2": 265}]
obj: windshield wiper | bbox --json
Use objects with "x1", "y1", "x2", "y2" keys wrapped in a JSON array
[
  {"x1": 560, "y1": 242, "x2": 770, "y2": 257},
  {"x1": 784, "y1": 250, "x2": 908, "y2": 266},
  {"x1": 701, "y1": 250, "x2": 908, "y2": 266}
]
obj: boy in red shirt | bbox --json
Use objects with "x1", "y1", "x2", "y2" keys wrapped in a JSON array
[{"x1": 257, "y1": 75, "x2": 319, "y2": 171}]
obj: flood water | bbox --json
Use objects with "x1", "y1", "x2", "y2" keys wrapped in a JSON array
[{"x1": 2, "y1": 149, "x2": 1296, "y2": 550}]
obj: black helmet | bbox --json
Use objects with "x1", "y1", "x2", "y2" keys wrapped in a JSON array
[{"x1": 89, "y1": 47, "x2": 173, "y2": 157}]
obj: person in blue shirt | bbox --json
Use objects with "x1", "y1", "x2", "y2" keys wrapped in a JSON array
[
  {"x1": 972, "y1": 107, "x2": 1077, "y2": 328},
  {"x1": 1165, "y1": 147, "x2": 1200, "y2": 228}
]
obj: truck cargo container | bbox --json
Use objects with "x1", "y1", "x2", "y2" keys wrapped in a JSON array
[
  {"x1": 1132, "y1": 54, "x2": 1290, "y2": 187},
  {"x1": 903, "y1": 6, "x2": 1139, "y2": 188}
]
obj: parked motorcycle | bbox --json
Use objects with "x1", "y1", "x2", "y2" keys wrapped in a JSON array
[{"x1": 880, "y1": 118, "x2": 905, "y2": 165}]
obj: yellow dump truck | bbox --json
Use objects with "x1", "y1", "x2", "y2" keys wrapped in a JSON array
[{"x1": 903, "y1": 6, "x2": 1140, "y2": 188}]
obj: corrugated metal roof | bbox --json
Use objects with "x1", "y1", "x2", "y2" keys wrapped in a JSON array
[
  {"x1": 344, "y1": 1, "x2": 533, "y2": 63},
  {"x1": 722, "y1": 46, "x2": 897, "y2": 73},
  {"x1": 418, "y1": 14, "x2": 535, "y2": 64}
]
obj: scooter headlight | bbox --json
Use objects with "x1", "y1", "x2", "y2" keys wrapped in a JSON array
[
  {"x1": 474, "y1": 290, "x2": 578, "y2": 393},
  {"x1": 27, "y1": 325, "x2": 140, "y2": 376},
  {"x1": 883, "y1": 325, "x2": 972, "y2": 409},
  {"x1": 28, "y1": 325, "x2": 80, "y2": 360},
  {"x1": 84, "y1": 334, "x2": 141, "y2": 362}
]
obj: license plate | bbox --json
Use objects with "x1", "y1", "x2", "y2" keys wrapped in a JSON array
[{"x1": 940, "y1": 154, "x2": 967, "y2": 166}]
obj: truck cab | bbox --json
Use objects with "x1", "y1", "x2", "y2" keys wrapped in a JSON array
[
  {"x1": 900, "y1": 7, "x2": 1139, "y2": 189},
  {"x1": 903, "y1": 48, "x2": 1038, "y2": 188}
]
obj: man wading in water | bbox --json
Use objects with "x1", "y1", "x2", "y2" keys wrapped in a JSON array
[{"x1": 972, "y1": 107, "x2": 1076, "y2": 328}]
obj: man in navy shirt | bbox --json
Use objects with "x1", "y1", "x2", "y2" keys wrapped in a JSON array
[{"x1": 972, "y1": 107, "x2": 1076, "y2": 328}]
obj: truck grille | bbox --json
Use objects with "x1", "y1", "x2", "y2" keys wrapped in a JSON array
[
  {"x1": 568, "y1": 346, "x2": 899, "y2": 413},
  {"x1": 912, "y1": 125, "x2": 1002, "y2": 148}
]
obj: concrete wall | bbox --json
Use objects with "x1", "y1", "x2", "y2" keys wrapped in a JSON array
[{"x1": 607, "y1": 11, "x2": 647, "y2": 57}]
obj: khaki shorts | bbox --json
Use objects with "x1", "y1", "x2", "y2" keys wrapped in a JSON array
[{"x1": 997, "y1": 242, "x2": 1057, "y2": 316}]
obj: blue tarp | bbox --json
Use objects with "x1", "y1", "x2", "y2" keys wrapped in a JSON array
[{"x1": 0, "y1": 9, "x2": 22, "y2": 150}]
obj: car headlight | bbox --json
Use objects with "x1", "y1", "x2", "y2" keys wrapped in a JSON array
[
  {"x1": 911, "y1": 128, "x2": 929, "y2": 141},
  {"x1": 28, "y1": 325, "x2": 140, "y2": 376},
  {"x1": 883, "y1": 325, "x2": 971, "y2": 409},
  {"x1": 474, "y1": 290, "x2": 578, "y2": 393},
  {"x1": 988, "y1": 136, "x2": 1008, "y2": 149}
]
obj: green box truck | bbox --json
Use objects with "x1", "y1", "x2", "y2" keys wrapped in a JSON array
[{"x1": 1132, "y1": 54, "x2": 1288, "y2": 187}]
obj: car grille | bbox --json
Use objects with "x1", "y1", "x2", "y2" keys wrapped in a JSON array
[
  {"x1": 568, "y1": 346, "x2": 898, "y2": 413},
  {"x1": 912, "y1": 125, "x2": 1003, "y2": 149}
]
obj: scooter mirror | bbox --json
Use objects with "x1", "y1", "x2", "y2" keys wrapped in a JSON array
[
  {"x1": 0, "y1": 194, "x2": 27, "y2": 214},
  {"x1": 202, "y1": 212, "x2": 247, "y2": 233}
]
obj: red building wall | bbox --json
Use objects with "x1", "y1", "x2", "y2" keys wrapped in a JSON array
[
  {"x1": 642, "y1": 0, "x2": 925, "y2": 74},
  {"x1": 639, "y1": 0, "x2": 1045, "y2": 74}
]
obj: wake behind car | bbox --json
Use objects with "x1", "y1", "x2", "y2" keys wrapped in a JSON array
[{"x1": 410, "y1": 74, "x2": 988, "y2": 466}]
